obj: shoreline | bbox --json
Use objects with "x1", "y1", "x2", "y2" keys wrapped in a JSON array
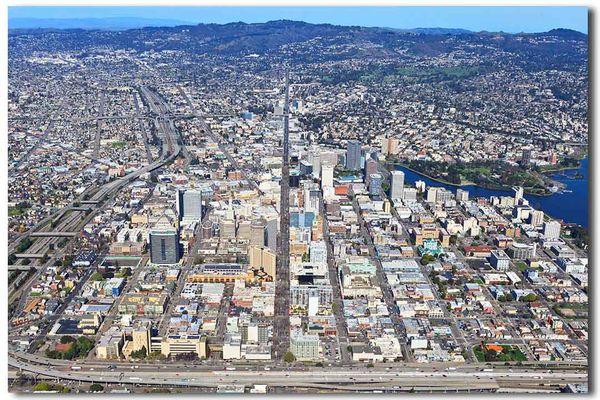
[{"x1": 389, "y1": 162, "x2": 554, "y2": 197}]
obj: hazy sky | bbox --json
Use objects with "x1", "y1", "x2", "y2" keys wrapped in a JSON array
[{"x1": 8, "y1": 6, "x2": 589, "y2": 34}]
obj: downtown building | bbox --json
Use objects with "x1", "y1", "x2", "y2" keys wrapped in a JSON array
[{"x1": 149, "y1": 228, "x2": 181, "y2": 265}]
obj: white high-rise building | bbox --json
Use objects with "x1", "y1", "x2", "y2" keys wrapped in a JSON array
[
  {"x1": 530, "y1": 210, "x2": 544, "y2": 227},
  {"x1": 543, "y1": 220, "x2": 561, "y2": 239},
  {"x1": 456, "y1": 189, "x2": 469, "y2": 203},
  {"x1": 513, "y1": 186, "x2": 524, "y2": 203},
  {"x1": 390, "y1": 170, "x2": 405, "y2": 200},
  {"x1": 321, "y1": 163, "x2": 334, "y2": 190},
  {"x1": 183, "y1": 190, "x2": 203, "y2": 222}
]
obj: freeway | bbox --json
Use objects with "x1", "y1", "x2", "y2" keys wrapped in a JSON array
[
  {"x1": 8, "y1": 351, "x2": 587, "y2": 392},
  {"x1": 9, "y1": 85, "x2": 182, "y2": 326}
]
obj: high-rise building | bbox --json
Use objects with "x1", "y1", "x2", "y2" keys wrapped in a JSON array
[
  {"x1": 521, "y1": 149, "x2": 532, "y2": 166},
  {"x1": 346, "y1": 140, "x2": 362, "y2": 171},
  {"x1": 176, "y1": 189, "x2": 202, "y2": 222},
  {"x1": 369, "y1": 173, "x2": 382, "y2": 195},
  {"x1": 321, "y1": 163, "x2": 334, "y2": 189},
  {"x1": 219, "y1": 219, "x2": 236, "y2": 239},
  {"x1": 456, "y1": 189, "x2": 469, "y2": 203},
  {"x1": 266, "y1": 218, "x2": 278, "y2": 251},
  {"x1": 149, "y1": 229, "x2": 180, "y2": 265},
  {"x1": 529, "y1": 210, "x2": 544, "y2": 227},
  {"x1": 426, "y1": 187, "x2": 438, "y2": 203},
  {"x1": 364, "y1": 158, "x2": 378, "y2": 184},
  {"x1": 390, "y1": 170, "x2": 405, "y2": 200},
  {"x1": 513, "y1": 186, "x2": 524, "y2": 203},
  {"x1": 250, "y1": 219, "x2": 266, "y2": 247},
  {"x1": 248, "y1": 246, "x2": 277, "y2": 279},
  {"x1": 543, "y1": 220, "x2": 561, "y2": 239}
]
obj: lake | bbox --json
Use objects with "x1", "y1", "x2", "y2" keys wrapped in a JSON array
[{"x1": 394, "y1": 157, "x2": 589, "y2": 228}]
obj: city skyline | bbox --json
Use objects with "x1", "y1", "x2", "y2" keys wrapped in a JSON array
[{"x1": 7, "y1": 7, "x2": 589, "y2": 395}]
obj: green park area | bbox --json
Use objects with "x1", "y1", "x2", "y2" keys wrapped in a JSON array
[{"x1": 473, "y1": 344, "x2": 527, "y2": 362}]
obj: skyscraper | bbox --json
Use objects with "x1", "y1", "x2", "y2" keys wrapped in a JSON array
[
  {"x1": 369, "y1": 173, "x2": 382, "y2": 195},
  {"x1": 521, "y1": 149, "x2": 532, "y2": 166},
  {"x1": 346, "y1": 140, "x2": 361, "y2": 171},
  {"x1": 456, "y1": 188, "x2": 469, "y2": 203},
  {"x1": 176, "y1": 188, "x2": 202, "y2": 222},
  {"x1": 513, "y1": 186, "x2": 524, "y2": 203},
  {"x1": 149, "y1": 229, "x2": 180, "y2": 265},
  {"x1": 364, "y1": 158, "x2": 378, "y2": 184},
  {"x1": 390, "y1": 170, "x2": 405, "y2": 200},
  {"x1": 530, "y1": 210, "x2": 544, "y2": 227},
  {"x1": 543, "y1": 220, "x2": 561, "y2": 239}
]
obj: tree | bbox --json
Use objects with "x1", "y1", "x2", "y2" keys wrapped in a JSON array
[
  {"x1": 33, "y1": 382, "x2": 52, "y2": 391},
  {"x1": 283, "y1": 351, "x2": 296, "y2": 363},
  {"x1": 130, "y1": 346, "x2": 148, "y2": 359},
  {"x1": 89, "y1": 383, "x2": 104, "y2": 392},
  {"x1": 90, "y1": 272, "x2": 104, "y2": 281},
  {"x1": 60, "y1": 335, "x2": 76, "y2": 344},
  {"x1": 522, "y1": 293, "x2": 538, "y2": 302}
]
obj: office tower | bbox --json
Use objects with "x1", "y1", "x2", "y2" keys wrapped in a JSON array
[
  {"x1": 513, "y1": 186, "x2": 524, "y2": 203},
  {"x1": 219, "y1": 219, "x2": 236, "y2": 239},
  {"x1": 388, "y1": 137, "x2": 399, "y2": 155},
  {"x1": 248, "y1": 246, "x2": 277, "y2": 279},
  {"x1": 456, "y1": 188, "x2": 469, "y2": 203},
  {"x1": 369, "y1": 173, "x2": 382, "y2": 195},
  {"x1": 308, "y1": 296, "x2": 319, "y2": 317},
  {"x1": 529, "y1": 210, "x2": 544, "y2": 227},
  {"x1": 237, "y1": 220, "x2": 252, "y2": 241},
  {"x1": 321, "y1": 163, "x2": 334, "y2": 189},
  {"x1": 390, "y1": 170, "x2": 405, "y2": 200},
  {"x1": 543, "y1": 221, "x2": 561, "y2": 239},
  {"x1": 183, "y1": 190, "x2": 202, "y2": 221},
  {"x1": 380, "y1": 137, "x2": 389, "y2": 155},
  {"x1": 149, "y1": 229, "x2": 180, "y2": 265},
  {"x1": 250, "y1": 219, "x2": 266, "y2": 247},
  {"x1": 521, "y1": 149, "x2": 532, "y2": 166},
  {"x1": 415, "y1": 180, "x2": 426, "y2": 193},
  {"x1": 364, "y1": 158, "x2": 378, "y2": 184},
  {"x1": 346, "y1": 140, "x2": 362, "y2": 171},
  {"x1": 266, "y1": 218, "x2": 278, "y2": 251},
  {"x1": 426, "y1": 187, "x2": 438, "y2": 203},
  {"x1": 176, "y1": 189, "x2": 185, "y2": 220},
  {"x1": 176, "y1": 189, "x2": 202, "y2": 222}
]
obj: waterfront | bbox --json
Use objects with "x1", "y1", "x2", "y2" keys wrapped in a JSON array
[{"x1": 395, "y1": 157, "x2": 589, "y2": 228}]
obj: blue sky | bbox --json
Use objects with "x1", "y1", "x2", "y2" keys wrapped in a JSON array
[{"x1": 8, "y1": 6, "x2": 588, "y2": 34}]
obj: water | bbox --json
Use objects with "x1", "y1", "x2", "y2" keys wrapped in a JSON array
[{"x1": 395, "y1": 157, "x2": 589, "y2": 228}]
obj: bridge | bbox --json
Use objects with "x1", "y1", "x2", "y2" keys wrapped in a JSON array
[{"x1": 30, "y1": 232, "x2": 79, "y2": 238}]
